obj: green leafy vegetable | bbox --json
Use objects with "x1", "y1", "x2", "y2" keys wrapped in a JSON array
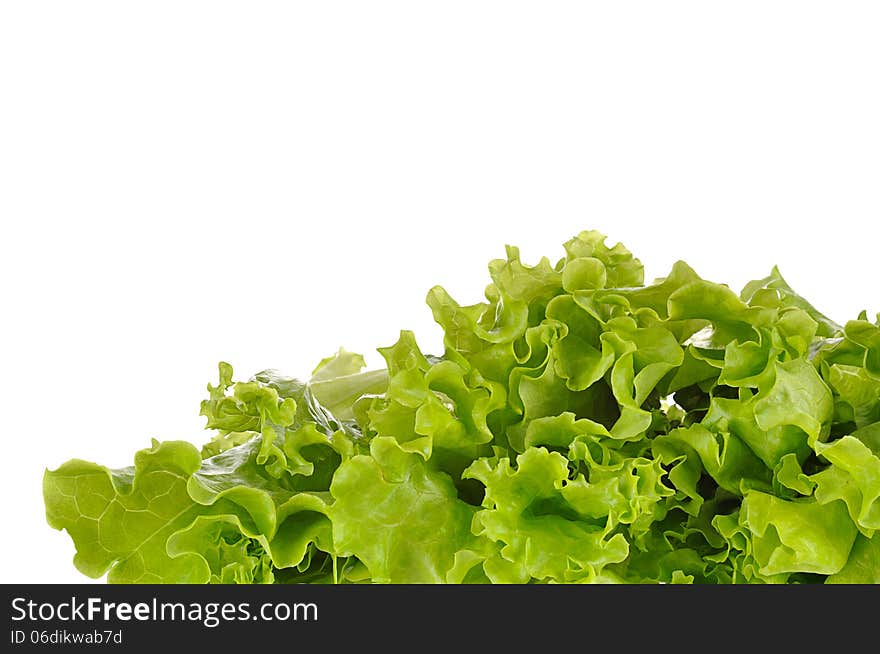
[{"x1": 44, "y1": 231, "x2": 880, "y2": 583}]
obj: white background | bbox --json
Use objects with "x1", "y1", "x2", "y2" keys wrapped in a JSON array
[{"x1": 1, "y1": 2, "x2": 878, "y2": 583}]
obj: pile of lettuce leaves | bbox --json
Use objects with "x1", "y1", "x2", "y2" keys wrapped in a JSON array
[{"x1": 44, "y1": 231, "x2": 880, "y2": 584}]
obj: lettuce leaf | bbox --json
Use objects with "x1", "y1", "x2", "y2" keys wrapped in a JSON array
[{"x1": 44, "y1": 230, "x2": 879, "y2": 583}]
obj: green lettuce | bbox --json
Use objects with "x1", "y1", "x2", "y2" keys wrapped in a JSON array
[{"x1": 44, "y1": 231, "x2": 880, "y2": 583}]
